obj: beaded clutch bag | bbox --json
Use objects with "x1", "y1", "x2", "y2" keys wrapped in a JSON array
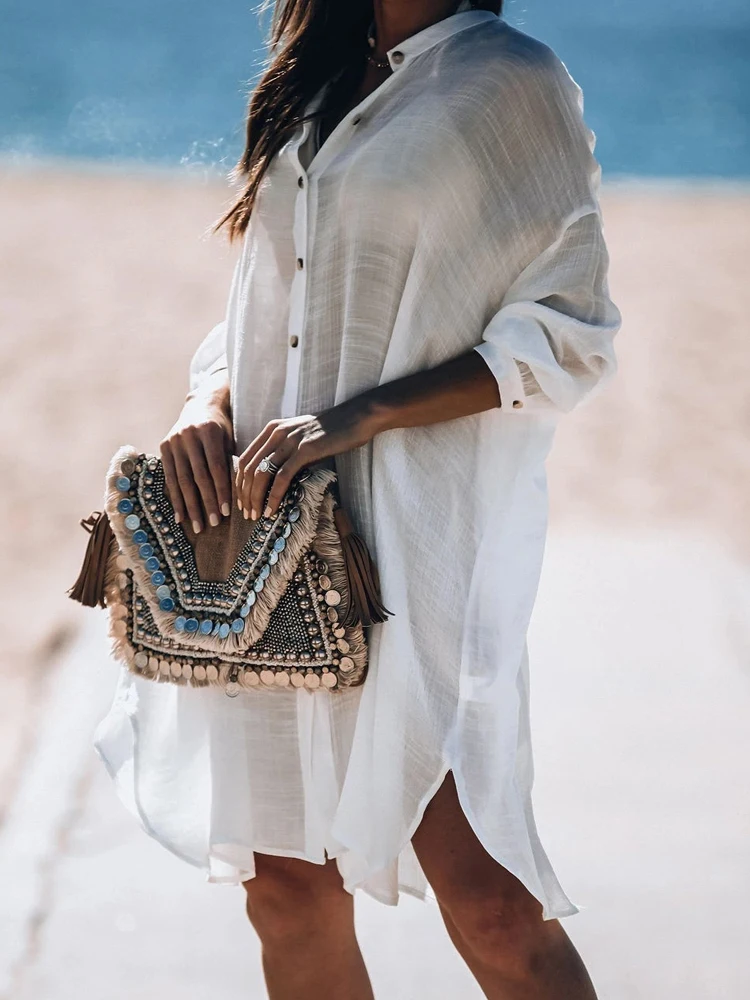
[{"x1": 69, "y1": 445, "x2": 390, "y2": 696}]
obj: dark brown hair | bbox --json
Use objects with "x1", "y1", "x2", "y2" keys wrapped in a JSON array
[{"x1": 217, "y1": 0, "x2": 504, "y2": 240}]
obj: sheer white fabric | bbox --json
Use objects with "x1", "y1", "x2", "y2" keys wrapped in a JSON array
[{"x1": 94, "y1": 9, "x2": 620, "y2": 919}]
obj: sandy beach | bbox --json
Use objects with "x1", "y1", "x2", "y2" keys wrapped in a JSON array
[
  {"x1": 2, "y1": 169, "x2": 748, "y2": 641},
  {"x1": 1, "y1": 167, "x2": 749, "y2": 805},
  {"x1": 0, "y1": 167, "x2": 748, "y2": 997}
]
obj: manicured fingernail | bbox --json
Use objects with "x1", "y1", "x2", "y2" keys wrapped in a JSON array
[
  {"x1": 237, "y1": 498, "x2": 242, "y2": 510},
  {"x1": 264, "y1": 505, "x2": 272, "y2": 518},
  {"x1": 221, "y1": 503, "x2": 230, "y2": 517},
  {"x1": 209, "y1": 513, "x2": 220, "y2": 527},
  {"x1": 192, "y1": 520, "x2": 202, "y2": 534},
  {"x1": 250, "y1": 508, "x2": 257, "y2": 521},
  {"x1": 174, "y1": 511, "x2": 182, "y2": 524},
  {"x1": 243, "y1": 508, "x2": 249, "y2": 520}
]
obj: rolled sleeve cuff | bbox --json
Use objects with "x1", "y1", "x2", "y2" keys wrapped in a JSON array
[
  {"x1": 473, "y1": 342, "x2": 528, "y2": 411},
  {"x1": 206, "y1": 359, "x2": 228, "y2": 377}
]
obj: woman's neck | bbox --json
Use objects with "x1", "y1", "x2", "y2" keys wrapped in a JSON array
[{"x1": 371, "y1": 0, "x2": 462, "y2": 58}]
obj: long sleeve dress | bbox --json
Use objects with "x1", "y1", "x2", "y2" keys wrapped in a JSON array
[{"x1": 94, "y1": 8, "x2": 621, "y2": 920}]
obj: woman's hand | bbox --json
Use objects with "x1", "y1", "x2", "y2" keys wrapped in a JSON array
[
  {"x1": 236, "y1": 349, "x2": 505, "y2": 521},
  {"x1": 160, "y1": 371, "x2": 234, "y2": 533},
  {"x1": 236, "y1": 400, "x2": 378, "y2": 520}
]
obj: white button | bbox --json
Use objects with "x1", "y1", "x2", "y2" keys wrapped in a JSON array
[
  {"x1": 512, "y1": 400, "x2": 524, "y2": 409},
  {"x1": 289, "y1": 335, "x2": 299, "y2": 348},
  {"x1": 297, "y1": 176, "x2": 304, "y2": 189},
  {"x1": 391, "y1": 51, "x2": 405, "y2": 65},
  {"x1": 296, "y1": 257, "x2": 304, "y2": 270}
]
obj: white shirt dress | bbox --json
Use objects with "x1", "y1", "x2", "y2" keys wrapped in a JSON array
[{"x1": 94, "y1": 8, "x2": 621, "y2": 920}]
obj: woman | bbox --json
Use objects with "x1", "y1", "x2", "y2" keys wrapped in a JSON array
[{"x1": 94, "y1": 0, "x2": 621, "y2": 996}]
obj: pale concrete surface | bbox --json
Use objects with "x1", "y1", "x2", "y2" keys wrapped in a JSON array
[{"x1": 2, "y1": 530, "x2": 749, "y2": 1000}]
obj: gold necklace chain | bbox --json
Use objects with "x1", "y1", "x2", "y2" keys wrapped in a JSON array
[{"x1": 365, "y1": 23, "x2": 391, "y2": 70}]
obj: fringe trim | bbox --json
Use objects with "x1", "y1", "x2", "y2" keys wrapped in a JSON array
[
  {"x1": 312, "y1": 493, "x2": 369, "y2": 687},
  {"x1": 236, "y1": 464, "x2": 337, "y2": 649}
]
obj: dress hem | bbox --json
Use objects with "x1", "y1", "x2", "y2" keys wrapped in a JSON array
[{"x1": 93, "y1": 686, "x2": 577, "y2": 921}]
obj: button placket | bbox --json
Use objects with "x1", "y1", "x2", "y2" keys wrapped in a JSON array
[
  {"x1": 281, "y1": 129, "x2": 312, "y2": 419},
  {"x1": 278, "y1": 65, "x2": 405, "y2": 417}
]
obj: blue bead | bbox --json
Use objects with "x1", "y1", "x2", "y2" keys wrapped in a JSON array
[
  {"x1": 155, "y1": 584, "x2": 171, "y2": 601},
  {"x1": 124, "y1": 514, "x2": 141, "y2": 531},
  {"x1": 138, "y1": 543, "x2": 154, "y2": 559},
  {"x1": 132, "y1": 529, "x2": 148, "y2": 544},
  {"x1": 174, "y1": 616, "x2": 187, "y2": 632},
  {"x1": 151, "y1": 571, "x2": 165, "y2": 586},
  {"x1": 199, "y1": 619, "x2": 213, "y2": 635},
  {"x1": 117, "y1": 498, "x2": 134, "y2": 514},
  {"x1": 145, "y1": 556, "x2": 160, "y2": 572},
  {"x1": 231, "y1": 618, "x2": 245, "y2": 633},
  {"x1": 239, "y1": 604, "x2": 250, "y2": 618},
  {"x1": 116, "y1": 476, "x2": 131, "y2": 492},
  {"x1": 273, "y1": 536, "x2": 286, "y2": 553},
  {"x1": 160, "y1": 598, "x2": 175, "y2": 612},
  {"x1": 212, "y1": 621, "x2": 222, "y2": 636},
  {"x1": 219, "y1": 623, "x2": 230, "y2": 639},
  {"x1": 184, "y1": 618, "x2": 199, "y2": 633}
]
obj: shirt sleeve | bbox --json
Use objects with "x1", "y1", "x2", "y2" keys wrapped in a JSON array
[
  {"x1": 473, "y1": 51, "x2": 621, "y2": 414},
  {"x1": 188, "y1": 320, "x2": 228, "y2": 393}
]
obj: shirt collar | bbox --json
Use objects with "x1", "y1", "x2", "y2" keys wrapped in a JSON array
[
  {"x1": 383, "y1": 8, "x2": 500, "y2": 70},
  {"x1": 303, "y1": 8, "x2": 500, "y2": 121}
]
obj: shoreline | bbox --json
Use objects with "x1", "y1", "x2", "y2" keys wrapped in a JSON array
[{"x1": 1, "y1": 155, "x2": 749, "y2": 192}]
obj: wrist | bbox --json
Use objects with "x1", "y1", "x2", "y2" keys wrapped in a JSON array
[
  {"x1": 349, "y1": 390, "x2": 398, "y2": 437},
  {"x1": 185, "y1": 369, "x2": 230, "y2": 412}
]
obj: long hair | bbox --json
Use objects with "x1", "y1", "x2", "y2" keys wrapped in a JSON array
[{"x1": 217, "y1": 0, "x2": 503, "y2": 240}]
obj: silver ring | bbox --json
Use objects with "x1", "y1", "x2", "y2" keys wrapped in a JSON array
[{"x1": 258, "y1": 457, "x2": 281, "y2": 475}]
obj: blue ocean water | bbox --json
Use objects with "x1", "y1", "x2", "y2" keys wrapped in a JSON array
[{"x1": 0, "y1": 0, "x2": 747, "y2": 177}]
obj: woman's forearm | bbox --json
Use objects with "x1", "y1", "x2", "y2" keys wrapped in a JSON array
[
  {"x1": 350, "y1": 349, "x2": 502, "y2": 438},
  {"x1": 235, "y1": 352, "x2": 502, "y2": 518}
]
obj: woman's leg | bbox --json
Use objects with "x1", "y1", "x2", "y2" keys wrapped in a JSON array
[
  {"x1": 412, "y1": 771, "x2": 597, "y2": 1000},
  {"x1": 242, "y1": 853, "x2": 373, "y2": 1000}
]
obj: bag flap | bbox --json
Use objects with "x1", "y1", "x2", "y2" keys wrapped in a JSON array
[{"x1": 104, "y1": 445, "x2": 336, "y2": 652}]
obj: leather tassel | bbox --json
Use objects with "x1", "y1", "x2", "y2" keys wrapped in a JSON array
[
  {"x1": 68, "y1": 511, "x2": 116, "y2": 608},
  {"x1": 333, "y1": 507, "x2": 392, "y2": 627}
]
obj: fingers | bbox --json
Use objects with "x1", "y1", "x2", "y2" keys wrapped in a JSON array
[
  {"x1": 161, "y1": 425, "x2": 231, "y2": 533},
  {"x1": 263, "y1": 451, "x2": 307, "y2": 517},
  {"x1": 202, "y1": 423, "x2": 233, "y2": 519},
  {"x1": 235, "y1": 417, "x2": 320, "y2": 520},
  {"x1": 238, "y1": 426, "x2": 289, "y2": 519},
  {"x1": 184, "y1": 432, "x2": 222, "y2": 529},
  {"x1": 248, "y1": 443, "x2": 291, "y2": 519},
  {"x1": 160, "y1": 441, "x2": 187, "y2": 526},
  {"x1": 173, "y1": 441, "x2": 212, "y2": 533},
  {"x1": 235, "y1": 422, "x2": 277, "y2": 506}
]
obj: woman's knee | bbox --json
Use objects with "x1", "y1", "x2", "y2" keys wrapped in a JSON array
[
  {"x1": 438, "y1": 879, "x2": 551, "y2": 976},
  {"x1": 243, "y1": 855, "x2": 352, "y2": 949}
]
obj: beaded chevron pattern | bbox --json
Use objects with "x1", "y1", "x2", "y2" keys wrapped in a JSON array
[{"x1": 102, "y1": 446, "x2": 368, "y2": 696}]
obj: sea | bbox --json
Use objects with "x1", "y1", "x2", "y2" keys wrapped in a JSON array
[{"x1": 1, "y1": 0, "x2": 748, "y2": 178}]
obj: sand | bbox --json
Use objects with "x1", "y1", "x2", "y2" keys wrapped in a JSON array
[{"x1": 0, "y1": 167, "x2": 748, "y2": 807}]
